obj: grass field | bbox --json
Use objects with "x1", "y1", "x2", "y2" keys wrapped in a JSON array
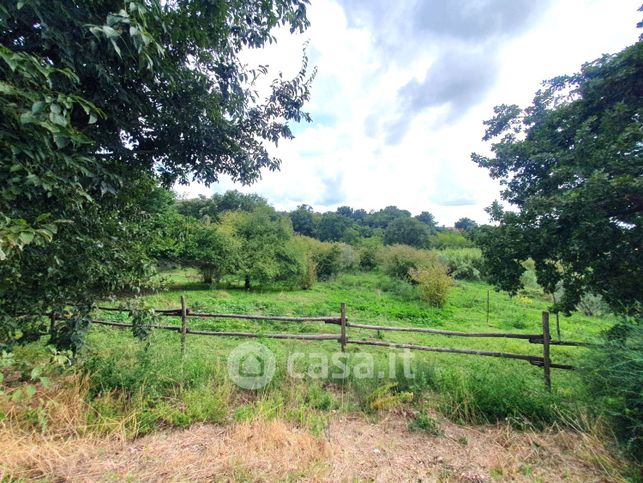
[
  {"x1": 69, "y1": 269, "x2": 610, "y2": 435},
  {"x1": 4, "y1": 269, "x2": 633, "y2": 480}
]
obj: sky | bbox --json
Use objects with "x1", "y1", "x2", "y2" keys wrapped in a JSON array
[{"x1": 176, "y1": 0, "x2": 641, "y2": 226}]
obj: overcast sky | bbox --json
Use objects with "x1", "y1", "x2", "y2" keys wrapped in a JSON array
[{"x1": 177, "y1": 0, "x2": 641, "y2": 226}]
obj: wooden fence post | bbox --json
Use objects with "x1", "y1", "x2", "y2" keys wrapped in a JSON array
[
  {"x1": 542, "y1": 311, "x2": 551, "y2": 391},
  {"x1": 340, "y1": 303, "x2": 347, "y2": 352},
  {"x1": 180, "y1": 295, "x2": 188, "y2": 357}
]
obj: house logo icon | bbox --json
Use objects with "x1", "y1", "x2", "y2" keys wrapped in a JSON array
[{"x1": 227, "y1": 342, "x2": 276, "y2": 390}]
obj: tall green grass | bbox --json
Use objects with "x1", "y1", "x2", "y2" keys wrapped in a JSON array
[{"x1": 4, "y1": 270, "x2": 616, "y2": 443}]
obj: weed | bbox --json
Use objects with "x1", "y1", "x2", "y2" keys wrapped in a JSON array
[{"x1": 409, "y1": 412, "x2": 442, "y2": 436}]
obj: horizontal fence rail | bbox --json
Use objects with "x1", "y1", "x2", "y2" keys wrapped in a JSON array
[
  {"x1": 88, "y1": 319, "x2": 340, "y2": 341},
  {"x1": 348, "y1": 339, "x2": 544, "y2": 362},
  {"x1": 95, "y1": 306, "x2": 341, "y2": 323},
  {"x1": 44, "y1": 296, "x2": 592, "y2": 390},
  {"x1": 345, "y1": 321, "x2": 538, "y2": 340}
]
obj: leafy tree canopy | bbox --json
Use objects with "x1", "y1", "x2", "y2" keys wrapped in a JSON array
[
  {"x1": 383, "y1": 217, "x2": 429, "y2": 248},
  {"x1": 0, "y1": 0, "x2": 315, "y2": 345},
  {"x1": 454, "y1": 217, "x2": 478, "y2": 232},
  {"x1": 472, "y1": 40, "x2": 643, "y2": 314},
  {"x1": 289, "y1": 204, "x2": 317, "y2": 237}
]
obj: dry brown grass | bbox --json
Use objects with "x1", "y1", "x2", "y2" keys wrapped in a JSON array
[
  {"x1": 2, "y1": 411, "x2": 626, "y2": 482},
  {"x1": 0, "y1": 375, "x2": 627, "y2": 482},
  {"x1": 327, "y1": 413, "x2": 625, "y2": 482},
  {"x1": 1, "y1": 419, "x2": 330, "y2": 482}
]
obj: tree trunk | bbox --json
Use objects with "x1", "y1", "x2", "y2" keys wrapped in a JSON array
[
  {"x1": 201, "y1": 267, "x2": 213, "y2": 284},
  {"x1": 244, "y1": 274, "x2": 251, "y2": 290}
]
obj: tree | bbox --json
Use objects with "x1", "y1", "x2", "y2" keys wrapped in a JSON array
[
  {"x1": 183, "y1": 222, "x2": 240, "y2": 284},
  {"x1": 431, "y1": 230, "x2": 474, "y2": 249},
  {"x1": 0, "y1": 0, "x2": 315, "y2": 345},
  {"x1": 414, "y1": 211, "x2": 438, "y2": 233},
  {"x1": 366, "y1": 206, "x2": 411, "y2": 229},
  {"x1": 176, "y1": 191, "x2": 268, "y2": 221},
  {"x1": 221, "y1": 208, "x2": 303, "y2": 289},
  {"x1": 383, "y1": 217, "x2": 429, "y2": 248},
  {"x1": 454, "y1": 217, "x2": 478, "y2": 232},
  {"x1": 289, "y1": 204, "x2": 317, "y2": 237},
  {"x1": 335, "y1": 206, "x2": 354, "y2": 218},
  {"x1": 472, "y1": 40, "x2": 643, "y2": 314},
  {"x1": 317, "y1": 213, "x2": 350, "y2": 242}
]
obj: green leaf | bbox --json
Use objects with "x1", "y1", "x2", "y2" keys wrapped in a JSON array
[
  {"x1": 49, "y1": 111, "x2": 67, "y2": 127},
  {"x1": 25, "y1": 385, "x2": 37, "y2": 400},
  {"x1": 20, "y1": 112, "x2": 35, "y2": 125},
  {"x1": 88, "y1": 113, "x2": 97, "y2": 124},
  {"x1": 0, "y1": 81, "x2": 16, "y2": 94},
  {"x1": 102, "y1": 26, "x2": 120, "y2": 39},
  {"x1": 11, "y1": 388, "x2": 22, "y2": 402},
  {"x1": 32, "y1": 100, "x2": 46, "y2": 114},
  {"x1": 30, "y1": 366, "x2": 43, "y2": 380},
  {"x1": 18, "y1": 231, "x2": 35, "y2": 245},
  {"x1": 110, "y1": 39, "x2": 122, "y2": 57}
]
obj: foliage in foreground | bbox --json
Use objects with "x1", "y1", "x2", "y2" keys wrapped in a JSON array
[{"x1": 0, "y1": 0, "x2": 315, "y2": 346}]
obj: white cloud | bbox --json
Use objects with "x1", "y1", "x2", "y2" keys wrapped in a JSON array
[{"x1": 176, "y1": 0, "x2": 641, "y2": 226}]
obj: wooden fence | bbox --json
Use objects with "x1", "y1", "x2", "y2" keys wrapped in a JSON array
[{"x1": 52, "y1": 297, "x2": 587, "y2": 391}]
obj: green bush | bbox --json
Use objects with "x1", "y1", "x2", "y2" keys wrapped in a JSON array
[
  {"x1": 337, "y1": 243, "x2": 360, "y2": 272},
  {"x1": 312, "y1": 244, "x2": 342, "y2": 280},
  {"x1": 437, "y1": 248, "x2": 483, "y2": 280},
  {"x1": 580, "y1": 319, "x2": 643, "y2": 462},
  {"x1": 409, "y1": 265, "x2": 452, "y2": 307},
  {"x1": 576, "y1": 293, "x2": 610, "y2": 317},
  {"x1": 518, "y1": 259, "x2": 544, "y2": 297},
  {"x1": 300, "y1": 255, "x2": 317, "y2": 289},
  {"x1": 357, "y1": 238, "x2": 381, "y2": 271},
  {"x1": 430, "y1": 230, "x2": 474, "y2": 249},
  {"x1": 378, "y1": 244, "x2": 438, "y2": 280}
]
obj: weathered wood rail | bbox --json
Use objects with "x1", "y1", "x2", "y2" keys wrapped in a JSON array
[{"x1": 50, "y1": 296, "x2": 589, "y2": 390}]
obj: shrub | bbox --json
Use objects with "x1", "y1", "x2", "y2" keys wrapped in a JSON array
[
  {"x1": 409, "y1": 265, "x2": 452, "y2": 307},
  {"x1": 337, "y1": 243, "x2": 360, "y2": 272},
  {"x1": 378, "y1": 244, "x2": 438, "y2": 281},
  {"x1": 576, "y1": 293, "x2": 610, "y2": 317},
  {"x1": 357, "y1": 238, "x2": 381, "y2": 271},
  {"x1": 409, "y1": 412, "x2": 442, "y2": 436},
  {"x1": 437, "y1": 248, "x2": 483, "y2": 280},
  {"x1": 301, "y1": 255, "x2": 317, "y2": 289},
  {"x1": 312, "y1": 244, "x2": 342, "y2": 281},
  {"x1": 430, "y1": 230, "x2": 474, "y2": 249}
]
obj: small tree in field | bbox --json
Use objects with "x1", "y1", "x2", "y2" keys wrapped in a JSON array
[{"x1": 183, "y1": 223, "x2": 240, "y2": 284}]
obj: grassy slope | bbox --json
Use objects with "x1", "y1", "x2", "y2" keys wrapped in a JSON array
[{"x1": 77, "y1": 269, "x2": 612, "y2": 436}]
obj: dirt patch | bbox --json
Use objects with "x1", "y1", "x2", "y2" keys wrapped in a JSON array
[
  {"x1": 1, "y1": 414, "x2": 621, "y2": 482},
  {"x1": 327, "y1": 414, "x2": 618, "y2": 482}
]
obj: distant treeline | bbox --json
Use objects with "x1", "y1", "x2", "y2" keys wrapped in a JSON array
[{"x1": 176, "y1": 190, "x2": 480, "y2": 249}]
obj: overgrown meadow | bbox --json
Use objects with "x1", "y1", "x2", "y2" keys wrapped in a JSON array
[{"x1": 5, "y1": 267, "x2": 610, "y2": 439}]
